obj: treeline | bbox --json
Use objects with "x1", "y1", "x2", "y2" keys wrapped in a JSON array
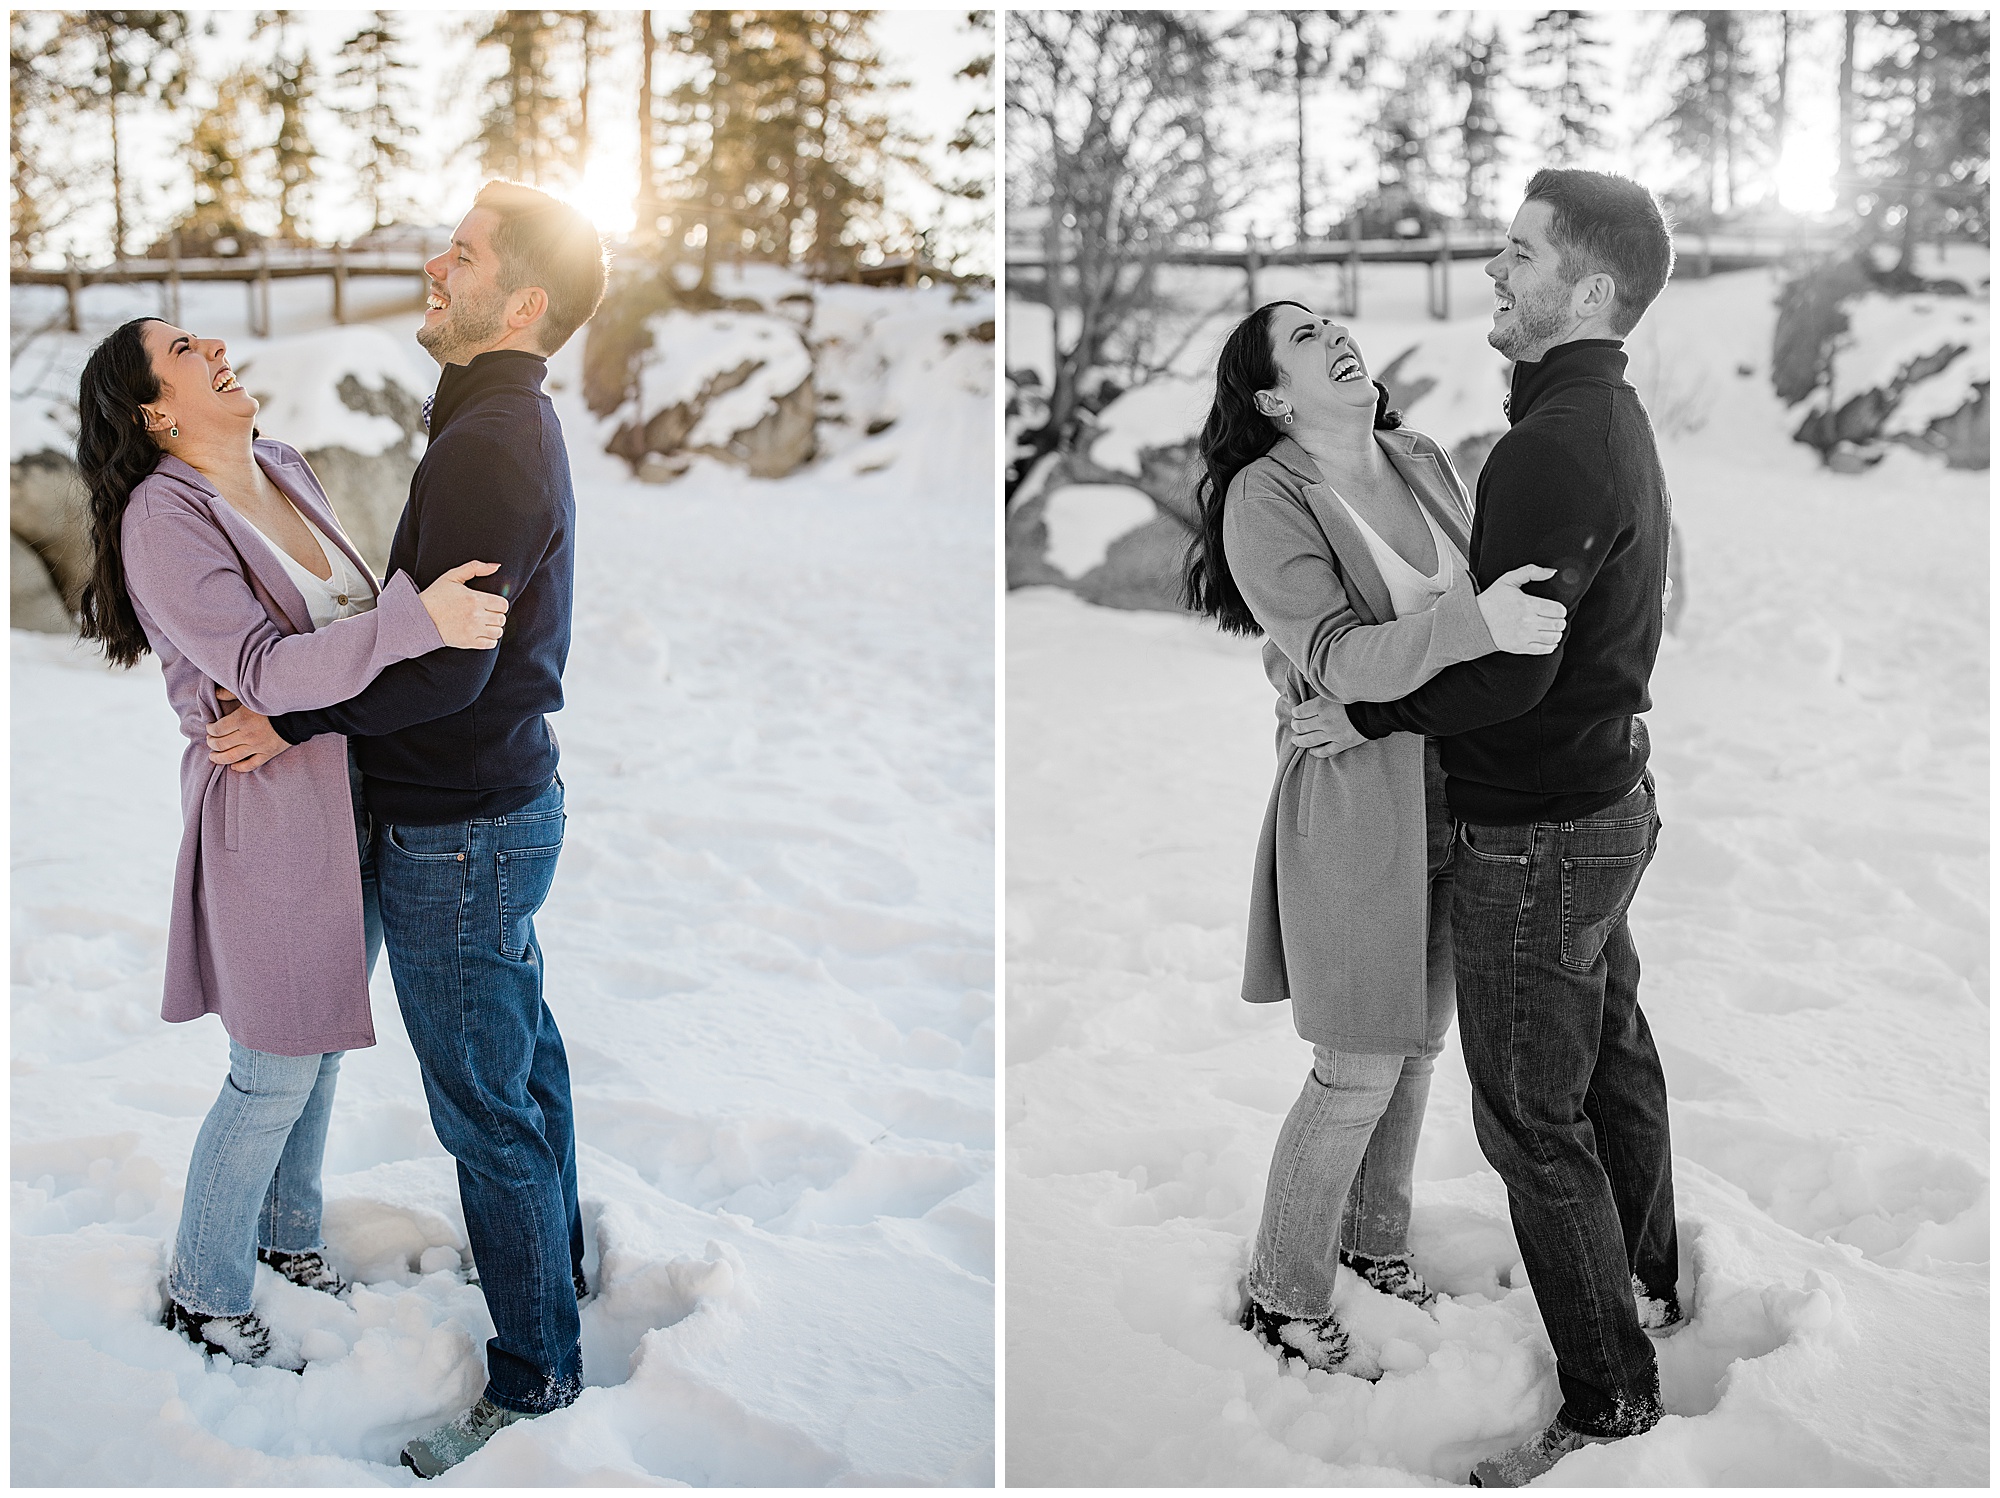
[
  {"x1": 10, "y1": 9, "x2": 994, "y2": 280},
  {"x1": 1010, "y1": 10, "x2": 1988, "y2": 251},
  {"x1": 1005, "y1": 9, "x2": 1987, "y2": 489}
]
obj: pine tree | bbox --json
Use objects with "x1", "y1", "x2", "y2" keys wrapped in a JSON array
[
  {"x1": 1523, "y1": 10, "x2": 1610, "y2": 165},
  {"x1": 255, "y1": 11, "x2": 319, "y2": 242},
  {"x1": 1360, "y1": 37, "x2": 1451, "y2": 232},
  {"x1": 778, "y1": 12, "x2": 911, "y2": 275},
  {"x1": 1454, "y1": 24, "x2": 1506, "y2": 225},
  {"x1": 61, "y1": 11, "x2": 187, "y2": 258},
  {"x1": 10, "y1": 15, "x2": 66, "y2": 262},
  {"x1": 635, "y1": 10, "x2": 663, "y2": 241},
  {"x1": 1662, "y1": 11, "x2": 1760, "y2": 220},
  {"x1": 181, "y1": 65, "x2": 259, "y2": 249},
  {"x1": 334, "y1": 11, "x2": 417, "y2": 232},
  {"x1": 1860, "y1": 11, "x2": 1989, "y2": 271},
  {"x1": 661, "y1": 12, "x2": 914, "y2": 283},
  {"x1": 943, "y1": 11, "x2": 993, "y2": 212},
  {"x1": 474, "y1": 10, "x2": 569, "y2": 187},
  {"x1": 566, "y1": 10, "x2": 606, "y2": 181}
]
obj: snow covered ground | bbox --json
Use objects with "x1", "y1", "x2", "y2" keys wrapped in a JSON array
[
  {"x1": 1005, "y1": 267, "x2": 1987, "y2": 1484},
  {"x1": 12, "y1": 270, "x2": 995, "y2": 1484}
]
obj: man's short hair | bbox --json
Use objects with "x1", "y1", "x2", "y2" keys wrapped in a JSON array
[
  {"x1": 473, "y1": 180, "x2": 608, "y2": 354},
  {"x1": 1523, "y1": 168, "x2": 1676, "y2": 335}
]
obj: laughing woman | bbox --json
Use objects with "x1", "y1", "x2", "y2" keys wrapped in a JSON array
[
  {"x1": 1182, "y1": 301, "x2": 1567, "y2": 1378},
  {"x1": 75, "y1": 317, "x2": 507, "y2": 1369}
]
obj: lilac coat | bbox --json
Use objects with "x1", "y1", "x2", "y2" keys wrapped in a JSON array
[{"x1": 120, "y1": 439, "x2": 444, "y2": 1056}]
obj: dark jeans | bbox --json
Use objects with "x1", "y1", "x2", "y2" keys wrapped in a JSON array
[
  {"x1": 376, "y1": 776, "x2": 583, "y2": 1415},
  {"x1": 1450, "y1": 775, "x2": 1675, "y2": 1438}
]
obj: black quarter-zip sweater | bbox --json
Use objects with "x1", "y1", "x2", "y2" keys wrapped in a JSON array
[
  {"x1": 273, "y1": 349, "x2": 574, "y2": 825},
  {"x1": 1345, "y1": 339, "x2": 1671, "y2": 825}
]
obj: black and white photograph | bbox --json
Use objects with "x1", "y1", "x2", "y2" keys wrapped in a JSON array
[{"x1": 1005, "y1": 9, "x2": 1986, "y2": 1486}]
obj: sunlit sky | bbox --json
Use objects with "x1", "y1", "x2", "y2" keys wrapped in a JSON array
[
  {"x1": 1118, "y1": 10, "x2": 1855, "y2": 244},
  {"x1": 29, "y1": 8, "x2": 993, "y2": 270}
]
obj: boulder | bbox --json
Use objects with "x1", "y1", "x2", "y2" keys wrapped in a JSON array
[
  {"x1": 12, "y1": 533, "x2": 71, "y2": 633},
  {"x1": 293, "y1": 442, "x2": 416, "y2": 573},
  {"x1": 233, "y1": 326, "x2": 433, "y2": 571},
  {"x1": 10, "y1": 447, "x2": 91, "y2": 614},
  {"x1": 1008, "y1": 482, "x2": 1189, "y2": 613},
  {"x1": 1772, "y1": 256, "x2": 1875, "y2": 406},
  {"x1": 602, "y1": 309, "x2": 819, "y2": 481}
]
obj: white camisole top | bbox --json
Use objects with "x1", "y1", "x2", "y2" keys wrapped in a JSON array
[
  {"x1": 1331, "y1": 487, "x2": 1466, "y2": 620},
  {"x1": 244, "y1": 501, "x2": 376, "y2": 629}
]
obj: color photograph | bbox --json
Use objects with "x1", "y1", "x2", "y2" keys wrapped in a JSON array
[{"x1": 12, "y1": 9, "x2": 995, "y2": 1484}]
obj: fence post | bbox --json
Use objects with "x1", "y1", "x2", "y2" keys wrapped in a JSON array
[
  {"x1": 333, "y1": 243, "x2": 347, "y2": 324},
  {"x1": 1245, "y1": 236, "x2": 1261, "y2": 311},
  {"x1": 64, "y1": 253, "x2": 81, "y2": 332},
  {"x1": 1346, "y1": 216, "x2": 1361, "y2": 318},
  {"x1": 167, "y1": 230, "x2": 182, "y2": 324},
  {"x1": 257, "y1": 243, "x2": 272, "y2": 336},
  {"x1": 1437, "y1": 221, "x2": 1451, "y2": 321}
]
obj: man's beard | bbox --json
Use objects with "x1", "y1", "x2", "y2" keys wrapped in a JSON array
[
  {"x1": 416, "y1": 286, "x2": 508, "y2": 365},
  {"x1": 1488, "y1": 283, "x2": 1573, "y2": 362}
]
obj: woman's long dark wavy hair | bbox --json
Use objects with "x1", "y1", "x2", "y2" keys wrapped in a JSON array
[
  {"x1": 75, "y1": 317, "x2": 167, "y2": 668},
  {"x1": 1180, "y1": 300, "x2": 1402, "y2": 637}
]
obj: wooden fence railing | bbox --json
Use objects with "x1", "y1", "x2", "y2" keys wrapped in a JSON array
[{"x1": 12, "y1": 235, "x2": 449, "y2": 335}]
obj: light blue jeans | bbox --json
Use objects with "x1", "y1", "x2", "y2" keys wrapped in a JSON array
[
  {"x1": 1246, "y1": 740, "x2": 1456, "y2": 1321},
  {"x1": 167, "y1": 749, "x2": 381, "y2": 1317}
]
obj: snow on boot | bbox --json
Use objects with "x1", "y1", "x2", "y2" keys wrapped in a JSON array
[
  {"x1": 1633, "y1": 1274, "x2": 1685, "y2": 1338},
  {"x1": 1340, "y1": 1249, "x2": 1440, "y2": 1309},
  {"x1": 401, "y1": 1396, "x2": 542, "y2": 1479},
  {"x1": 1469, "y1": 1415, "x2": 1618, "y2": 1486},
  {"x1": 161, "y1": 1296, "x2": 304, "y2": 1373},
  {"x1": 573, "y1": 1264, "x2": 589, "y2": 1302},
  {"x1": 1239, "y1": 1296, "x2": 1382, "y2": 1380},
  {"x1": 258, "y1": 1246, "x2": 349, "y2": 1297}
]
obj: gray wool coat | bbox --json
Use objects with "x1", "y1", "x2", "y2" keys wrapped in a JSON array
[
  {"x1": 119, "y1": 439, "x2": 444, "y2": 1056},
  {"x1": 1220, "y1": 429, "x2": 1496, "y2": 1053}
]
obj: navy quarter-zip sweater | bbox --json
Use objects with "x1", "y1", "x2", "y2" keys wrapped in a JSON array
[
  {"x1": 1345, "y1": 339, "x2": 1670, "y2": 824},
  {"x1": 273, "y1": 349, "x2": 574, "y2": 824}
]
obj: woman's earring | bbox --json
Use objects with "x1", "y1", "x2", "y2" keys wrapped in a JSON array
[
  {"x1": 1281, "y1": 409, "x2": 1295, "y2": 426},
  {"x1": 168, "y1": 423, "x2": 178, "y2": 438}
]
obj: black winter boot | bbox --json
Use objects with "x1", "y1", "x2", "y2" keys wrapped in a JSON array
[{"x1": 258, "y1": 1246, "x2": 349, "y2": 1297}]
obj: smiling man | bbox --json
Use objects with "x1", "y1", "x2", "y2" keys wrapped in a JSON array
[
  {"x1": 204, "y1": 180, "x2": 607, "y2": 1476},
  {"x1": 1289, "y1": 168, "x2": 1680, "y2": 1485}
]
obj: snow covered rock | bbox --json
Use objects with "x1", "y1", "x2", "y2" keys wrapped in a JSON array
[
  {"x1": 10, "y1": 410, "x2": 89, "y2": 631},
  {"x1": 603, "y1": 309, "x2": 817, "y2": 480},
  {"x1": 12, "y1": 533, "x2": 71, "y2": 633},
  {"x1": 1774, "y1": 266, "x2": 1989, "y2": 471},
  {"x1": 232, "y1": 326, "x2": 431, "y2": 570}
]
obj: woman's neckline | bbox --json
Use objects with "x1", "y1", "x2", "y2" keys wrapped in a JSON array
[
  {"x1": 221, "y1": 489, "x2": 335, "y2": 582},
  {"x1": 1327, "y1": 480, "x2": 1448, "y2": 584}
]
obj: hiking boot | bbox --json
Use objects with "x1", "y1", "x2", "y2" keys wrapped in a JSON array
[
  {"x1": 1633, "y1": 1274, "x2": 1685, "y2": 1338},
  {"x1": 162, "y1": 1296, "x2": 304, "y2": 1373},
  {"x1": 258, "y1": 1246, "x2": 349, "y2": 1297},
  {"x1": 1239, "y1": 1296, "x2": 1382, "y2": 1380},
  {"x1": 401, "y1": 1396, "x2": 542, "y2": 1479},
  {"x1": 1469, "y1": 1414, "x2": 1618, "y2": 1486},
  {"x1": 1340, "y1": 1249, "x2": 1439, "y2": 1309}
]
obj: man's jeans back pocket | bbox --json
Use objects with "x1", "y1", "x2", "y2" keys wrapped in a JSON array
[
  {"x1": 1558, "y1": 826, "x2": 1653, "y2": 972},
  {"x1": 497, "y1": 837, "x2": 562, "y2": 961}
]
